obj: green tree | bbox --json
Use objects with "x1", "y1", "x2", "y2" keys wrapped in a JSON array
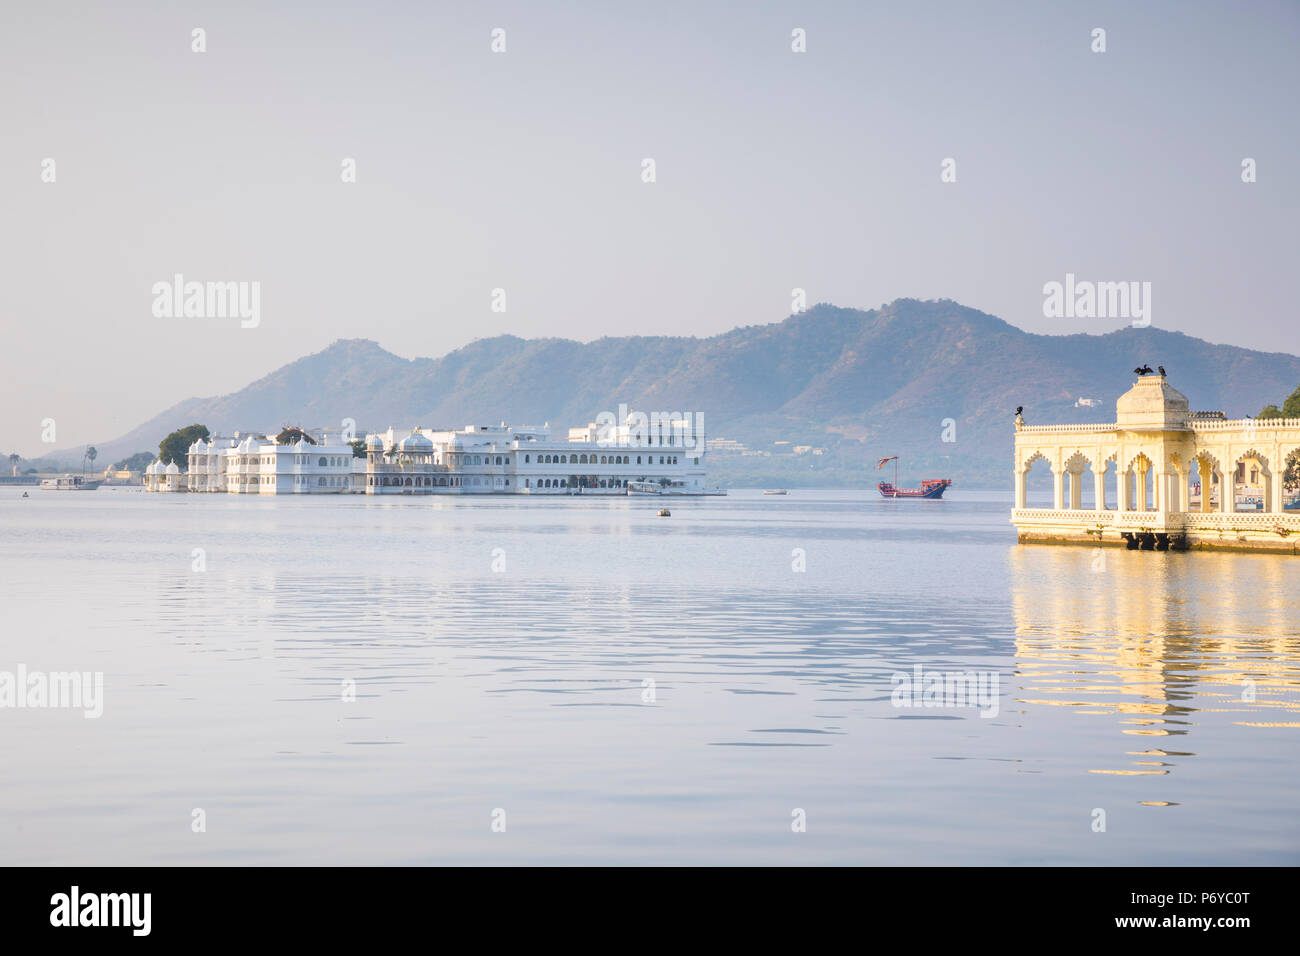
[
  {"x1": 158, "y1": 424, "x2": 210, "y2": 470},
  {"x1": 276, "y1": 426, "x2": 316, "y2": 445},
  {"x1": 8, "y1": 452, "x2": 19, "y2": 476},
  {"x1": 82, "y1": 446, "x2": 97, "y2": 474},
  {"x1": 349, "y1": 439, "x2": 367, "y2": 458},
  {"x1": 1283, "y1": 384, "x2": 1300, "y2": 419},
  {"x1": 1258, "y1": 404, "x2": 1282, "y2": 419}
]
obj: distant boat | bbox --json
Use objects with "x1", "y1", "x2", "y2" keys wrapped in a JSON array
[
  {"x1": 763, "y1": 489, "x2": 788, "y2": 495},
  {"x1": 875, "y1": 457, "x2": 951, "y2": 499},
  {"x1": 627, "y1": 480, "x2": 662, "y2": 496},
  {"x1": 657, "y1": 507, "x2": 671, "y2": 517},
  {"x1": 40, "y1": 475, "x2": 101, "y2": 490}
]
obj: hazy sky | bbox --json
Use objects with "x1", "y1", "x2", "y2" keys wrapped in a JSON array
[{"x1": 3, "y1": 0, "x2": 1297, "y2": 456}]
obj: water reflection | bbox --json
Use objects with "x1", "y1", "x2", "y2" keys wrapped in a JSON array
[{"x1": 1007, "y1": 546, "x2": 1300, "y2": 784}]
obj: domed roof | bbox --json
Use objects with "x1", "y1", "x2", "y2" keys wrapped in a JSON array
[
  {"x1": 365, "y1": 433, "x2": 384, "y2": 449},
  {"x1": 190, "y1": 438, "x2": 207, "y2": 453},
  {"x1": 147, "y1": 459, "x2": 161, "y2": 475},
  {"x1": 294, "y1": 437, "x2": 309, "y2": 450},
  {"x1": 1116, "y1": 375, "x2": 1190, "y2": 430},
  {"x1": 398, "y1": 430, "x2": 433, "y2": 450},
  {"x1": 165, "y1": 461, "x2": 181, "y2": 475}
]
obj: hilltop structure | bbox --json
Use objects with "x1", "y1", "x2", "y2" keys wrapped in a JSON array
[{"x1": 1012, "y1": 375, "x2": 1300, "y2": 552}]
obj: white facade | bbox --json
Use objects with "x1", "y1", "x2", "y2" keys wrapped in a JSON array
[
  {"x1": 143, "y1": 416, "x2": 712, "y2": 496},
  {"x1": 363, "y1": 421, "x2": 709, "y2": 495},
  {"x1": 145, "y1": 435, "x2": 356, "y2": 493}
]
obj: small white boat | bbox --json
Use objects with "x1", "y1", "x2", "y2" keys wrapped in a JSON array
[
  {"x1": 657, "y1": 508, "x2": 671, "y2": 517},
  {"x1": 763, "y1": 489, "x2": 788, "y2": 495},
  {"x1": 40, "y1": 475, "x2": 101, "y2": 490}
]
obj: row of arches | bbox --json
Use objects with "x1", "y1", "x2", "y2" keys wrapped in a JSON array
[
  {"x1": 523, "y1": 478, "x2": 630, "y2": 489},
  {"x1": 367, "y1": 475, "x2": 499, "y2": 488},
  {"x1": 526, "y1": 453, "x2": 681, "y2": 466},
  {"x1": 1018, "y1": 446, "x2": 1300, "y2": 514}
]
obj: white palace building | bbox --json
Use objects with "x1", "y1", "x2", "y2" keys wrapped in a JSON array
[
  {"x1": 144, "y1": 415, "x2": 712, "y2": 496},
  {"x1": 1012, "y1": 374, "x2": 1300, "y2": 553}
]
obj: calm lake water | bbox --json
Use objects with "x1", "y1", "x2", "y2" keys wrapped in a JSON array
[{"x1": 1, "y1": 487, "x2": 1297, "y2": 865}]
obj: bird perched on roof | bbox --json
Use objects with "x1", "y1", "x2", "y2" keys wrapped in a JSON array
[
  {"x1": 1133, "y1": 364, "x2": 1154, "y2": 376},
  {"x1": 1015, "y1": 406, "x2": 1023, "y2": 415},
  {"x1": 1157, "y1": 365, "x2": 1166, "y2": 376}
]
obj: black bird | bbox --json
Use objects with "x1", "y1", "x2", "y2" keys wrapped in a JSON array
[
  {"x1": 1158, "y1": 365, "x2": 1166, "y2": 376},
  {"x1": 1143, "y1": 364, "x2": 1154, "y2": 375},
  {"x1": 1015, "y1": 406, "x2": 1023, "y2": 416},
  {"x1": 1133, "y1": 366, "x2": 1145, "y2": 375}
]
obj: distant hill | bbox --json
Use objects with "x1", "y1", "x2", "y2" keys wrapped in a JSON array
[{"x1": 47, "y1": 299, "x2": 1300, "y2": 487}]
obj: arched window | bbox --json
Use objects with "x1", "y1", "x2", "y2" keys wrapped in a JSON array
[
  {"x1": 560, "y1": 455, "x2": 567, "y2": 464},
  {"x1": 525, "y1": 454, "x2": 530, "y2": 463},
  {"x1": 319, "y1": 457, "x2": 327, "y2": 467},
  {"x1": 637, "y1": 456, "x2": 642, "y2": 465}
]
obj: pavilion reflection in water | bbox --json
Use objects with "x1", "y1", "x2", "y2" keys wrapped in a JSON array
[{"x1": 1007, "y1": 547, "x2": 1300, "y2": 788}]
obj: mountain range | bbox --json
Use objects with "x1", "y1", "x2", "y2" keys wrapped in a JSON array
[{"x1": 34, "y1": 299, "x2": 1300, "y2": 487}]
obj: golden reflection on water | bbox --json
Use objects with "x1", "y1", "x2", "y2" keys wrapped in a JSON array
[{"x1": 1007, "y1": 547, "x2": 1300, "y2": 790}]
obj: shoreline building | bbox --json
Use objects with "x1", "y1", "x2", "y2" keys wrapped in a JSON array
[
  {"x1": 145, "y1": 435, "x2": 357, "y2": 493},
  {"x1": 144, "y1": 414, "x2": 713, "y2": 496},
  {"x1": 362, "y1": 420, "x2": 708, "y2": 495},
  {"x1": 1011, "y1": 374, "x2": 1300, "y2": 552}
]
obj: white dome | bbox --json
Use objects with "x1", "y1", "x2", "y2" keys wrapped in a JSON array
[
  {"x1": 294, "y1": 438, "x2": 309, "y2": 450},
  {"x1": 365, "y1": 433, "x2": 384, "y2": 449},
  {"x1": 147, "y1": 460, "x2": 161, "y2": 475},
  {"x1": 165, "y1": 461, "x2": 181, "y2": 475},
  {"x1": 398, "y1": 431, "x2": 433, "y2": 451},
  {"x1": 190, "y1": 438, "x2": 208, "y2": 453}
]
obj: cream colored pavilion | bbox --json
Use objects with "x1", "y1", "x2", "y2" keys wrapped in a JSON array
[{"x1": 1012, "y1": 375, "x2": 1300, "y2": 552}]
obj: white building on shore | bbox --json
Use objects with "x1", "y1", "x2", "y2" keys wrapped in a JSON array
[
  {"x1": 362, "y1": 420, "x2": 708, "y2": 495},
  {"x1": 145, "y1": 434, "x2": 356, "y2": 493},
  {"x1": 144, "y1": 414, "x2": 714, "y2": 496}
]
